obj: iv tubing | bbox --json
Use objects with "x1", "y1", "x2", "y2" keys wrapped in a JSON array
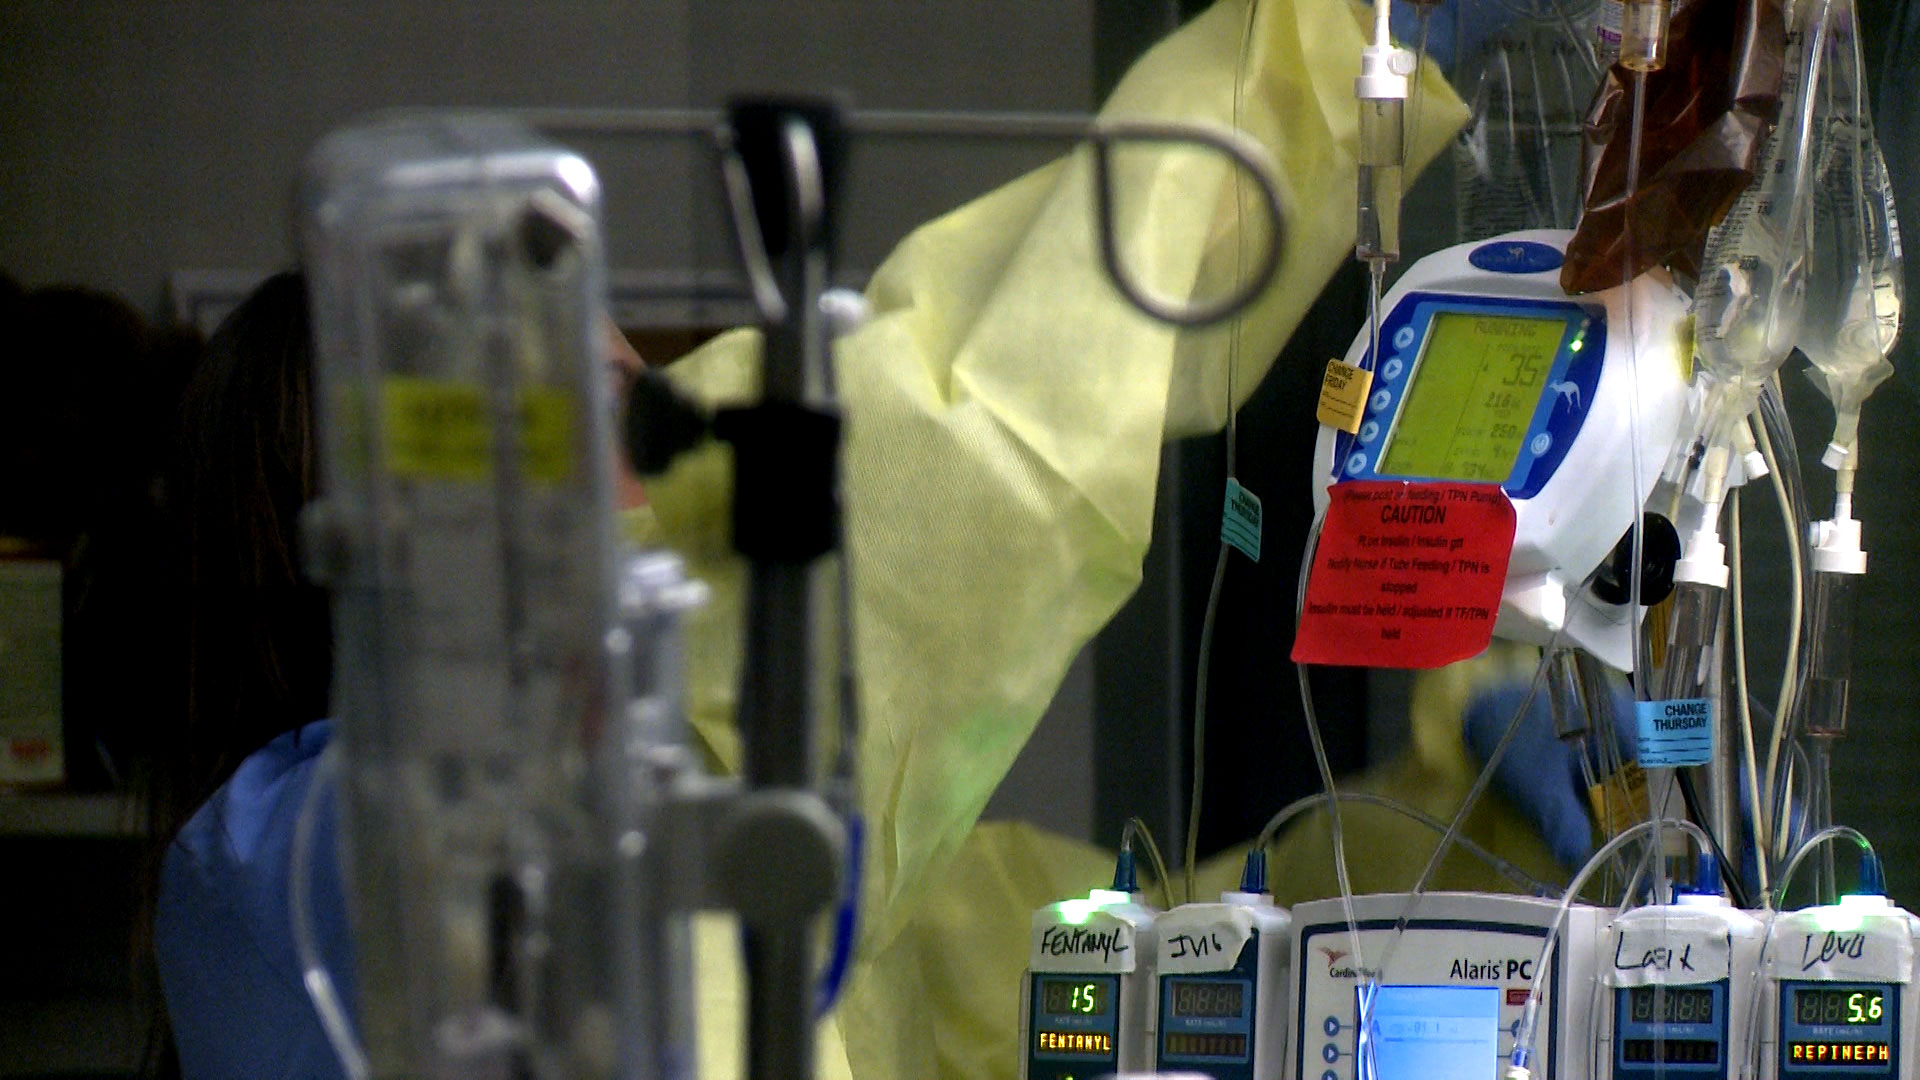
[
  {"x1": 291, "y1": 743, "x2": 371, "y2": 1080},
  {"x1": 1294, "y1": 509, "x2": 1366, "y2": 976},
  {"x1": 1755, "y1": 409, "x2": 1808, "y2": 864},
  {"x1": 1622, "y1": 65, "x2": 1653, "y2": 686},
  {"x1": 816, "y1": 815, "x2": 863, "y2": 1016},
  {"x1": 1187, "y1": 546, "x2": 1229, "y2": 904},
  {"x1": 1510, "y1": 817, "x2": 1713, "y2": 1076},
  {"x1": 1772, "y1": 825, "x2": 1878, "y2": 909},
  {"x1": 1403, "y1": 648, "x2": 1560, "y2": 899},
  {"x1": 1256, "y1": 791, "x2": 1564, "y2": 896},
  {"x1": 1405, "y1": 6, "x2": 1434, "y2": 178},
  {"x1": 1183, "y1": 0, "x2": 1266, "y2": 905},
  {"x1": 1730, "y1": 496, "x2": 1773, "y2": 896},
  {"x1": 1125, "y1": 816, "x2": 1176, "y2": 911}
]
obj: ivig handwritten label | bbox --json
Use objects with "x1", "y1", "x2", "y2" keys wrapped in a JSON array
[
  {"x1": 1031, "y1": 909, "x2": 1139, "y2": 974},
  {"x1": 1293, "y1": 482, "x2": 1516, "y2": 668},
  {"x1": 1157, "y1": 905, "x2": 1256, "y2": 974}
]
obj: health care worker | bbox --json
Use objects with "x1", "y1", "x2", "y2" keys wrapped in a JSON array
[{"x1": 152, "y1": 1, "x2": 1598, "y2": 1078}]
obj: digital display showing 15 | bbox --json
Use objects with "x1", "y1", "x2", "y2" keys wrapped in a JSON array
[
  {"x1": 1797, "y1": 989, "x2": 1887, "y2": 1026},
  {"x1": 1170, "y1": 979, "x2": 1245, "y2": 1018},
  {"x1": 1040, "y1": 978, "x2": 1107, "y2": 1016},
  {"x1": 1378, "y1": 311, "x2": 1564, "y2": 483},
  {"x1": 1629, "y1": 986, "x2": 1716, "y2": 1024}
]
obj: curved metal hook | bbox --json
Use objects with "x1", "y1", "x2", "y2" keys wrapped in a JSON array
[
  {"x1": 523, "y1": 106, "x2": 1289, "y2": 330},
  {"x1": 716, "y1": 126, "x2": 792, "y2": 326},
  {"x1": 1087, "y1": 120, "x2": 1287, "y2": 328}
]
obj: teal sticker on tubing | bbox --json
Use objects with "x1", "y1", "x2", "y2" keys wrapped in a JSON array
[
  {"x1": 1635, "y1": 699, "x2": 1714, "y2": 767},
  {"x1": 1222, "y1": 479, "x2": 1262, "y2": 563}
]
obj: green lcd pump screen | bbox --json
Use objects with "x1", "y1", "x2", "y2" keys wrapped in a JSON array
[{"x1": 1378, "y1": 311, "x2": 1567, "y2": 482}]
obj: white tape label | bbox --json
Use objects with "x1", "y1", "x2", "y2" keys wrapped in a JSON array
[
  {"x1": 1606, "y1": 914, "x2": 1736, "y2": 986},
  {"x1": 1768, "y1": 911, "x2": 1916, "y2": 984},
  {"x1": 1031, "y1": 909, "x2": 1138, "y2": 974},
  {"x1": 1157, "y1": 906, "x2": 1257, "y2": 974}
]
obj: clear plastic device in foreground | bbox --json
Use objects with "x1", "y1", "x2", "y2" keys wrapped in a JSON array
[{"x1": 301, "y1": 114, "x2": 628, "y2": 1079}]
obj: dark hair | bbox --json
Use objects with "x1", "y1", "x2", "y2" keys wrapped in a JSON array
[{"x1": 163, "y1": 271, "x2": 331, "y2": 835}]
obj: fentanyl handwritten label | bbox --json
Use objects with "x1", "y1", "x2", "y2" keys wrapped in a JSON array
[
  {"x1": 1222, "y1": 479, "x2": 1262, "y2": 563},
  {"x1": 1157, "y1": 905, "x2": 1256, "y2": 974},
  {"x1": 1031, "y1": 909, "x2": 1138, "y2": 974},
  {"x1": 1292, "y1": 482, "x2": 1516, "y2": 668},
  {"x1": 1635, "y1": 699, "x2": 1713, "y2": 767}
]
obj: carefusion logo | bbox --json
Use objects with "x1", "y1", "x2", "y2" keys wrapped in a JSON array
[{"x1": 1319, "y1": 946, "x2": 1380, "y2": 980}]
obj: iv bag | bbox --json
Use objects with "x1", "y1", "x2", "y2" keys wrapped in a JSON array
[
  {"x1": 1452, "y1": 0, "x2": 1608, "y2": 241},
  {"x1": 1692, "y1": 0, "x2": 1826, "y2": 391},
  {"x1": 302, "y1": 114, "x2": 625, "y2": 1080},
  {"x1": 1559, "y1": 0, "x2": 1786, "y2": 294},
  {"x1": 1801, "y1": 0, "x2": 1903, "y2": 449}
]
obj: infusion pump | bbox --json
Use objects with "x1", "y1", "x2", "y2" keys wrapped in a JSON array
[
  {"x1": 1021, "y1": 891, "x2": 1159, "y2": 1080},
  {"x1": 1762, "y1": 897, "x2": 1920, "y2": 1080},
  {"x1": 1288, "y1": 893, "x2": 1605, "y2": 1080},
  {"x1": 1314, "y1": 230, "x2": 1693, "y2": 669}
]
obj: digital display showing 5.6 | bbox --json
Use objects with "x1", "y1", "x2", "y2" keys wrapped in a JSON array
[
  {"x1": 1169, "y1": 979, "x2": 1245, "y2": 1017},
  {"x1": 1378, "y1": 312, "x2": 1565, "y2": 483},
  {"x1": 1797, "y1": 989, "x2": 1887, "y2": 1026},
  {"x1": 1040, "y1": 978, "x2": 1108, "y2": 1017},
  {"x1": 1628, "y1": 986, "x2": 1716, "y2": 1024}
]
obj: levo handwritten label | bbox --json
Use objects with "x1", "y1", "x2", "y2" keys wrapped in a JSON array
[
  {"x1": 1031, "y1": 909, "x2": 1138, "y2": 974},
  {"x1": 1158, "y1": 905, "x2": 1257, "y2": 974},
  {"x1": 1766, "y1": 910, "x2": 1917, "y2": 983},
  {"x1": 1293, "y1": 482, "x2": 1516, "y2": 668}
]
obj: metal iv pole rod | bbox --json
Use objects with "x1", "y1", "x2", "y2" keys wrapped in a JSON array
[{"x1": 715, "y1": 96, "x2": 853, "y2": 1080}]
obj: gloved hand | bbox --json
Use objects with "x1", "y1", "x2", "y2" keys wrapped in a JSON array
[{"x1": 1462, "y1": 675, "x2": 1635, "y2": 870}]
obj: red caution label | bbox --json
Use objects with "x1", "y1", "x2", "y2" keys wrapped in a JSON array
[{"x1": 1292, "y1": 482, "x2": 1516, "y2": 669}]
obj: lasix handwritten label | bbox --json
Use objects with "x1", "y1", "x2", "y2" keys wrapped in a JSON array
[
  {"x1": 1606, "y1": 914, "x2": 1739, "y2": 987},
  {"x1": 1031, "y1": 910, "x2": 1139, "y2": 974},
  {"x1": 1293, "y1": 482, "x2": 1516, "y2": 668}
]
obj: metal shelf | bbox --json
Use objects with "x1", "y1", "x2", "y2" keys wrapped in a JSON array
[{"x1": 0, "y1": 793, "x2": 144, "y2": 838}]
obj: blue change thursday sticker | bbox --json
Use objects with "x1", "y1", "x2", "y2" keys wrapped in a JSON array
[{"x1": 1634, "y1": 699, "x2": 1713, "y2": 767}]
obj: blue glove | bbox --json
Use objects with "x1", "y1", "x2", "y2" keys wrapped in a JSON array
[{"x1": 1463, "y1": 677, "x2": 1636, "y2": 870}]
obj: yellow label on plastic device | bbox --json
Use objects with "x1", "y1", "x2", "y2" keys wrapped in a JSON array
[
  {"x1": 381, "y1": 377, "x2": 575, "y2": 485},
  {"x1": 1317, "y1": 359, "x2": 1373, "y2": 434},
  {"x1": 1589, "y1": 760, "x2": 1653, "y2": 841}
]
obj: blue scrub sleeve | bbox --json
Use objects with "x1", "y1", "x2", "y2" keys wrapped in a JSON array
[{"x1": 155, "y1": 719, "x2": 355, "y2": 1080}]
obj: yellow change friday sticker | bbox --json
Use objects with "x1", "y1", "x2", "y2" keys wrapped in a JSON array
[{"x1": 1317, "y1": 359, "x2": 1373, "y2": 434}]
